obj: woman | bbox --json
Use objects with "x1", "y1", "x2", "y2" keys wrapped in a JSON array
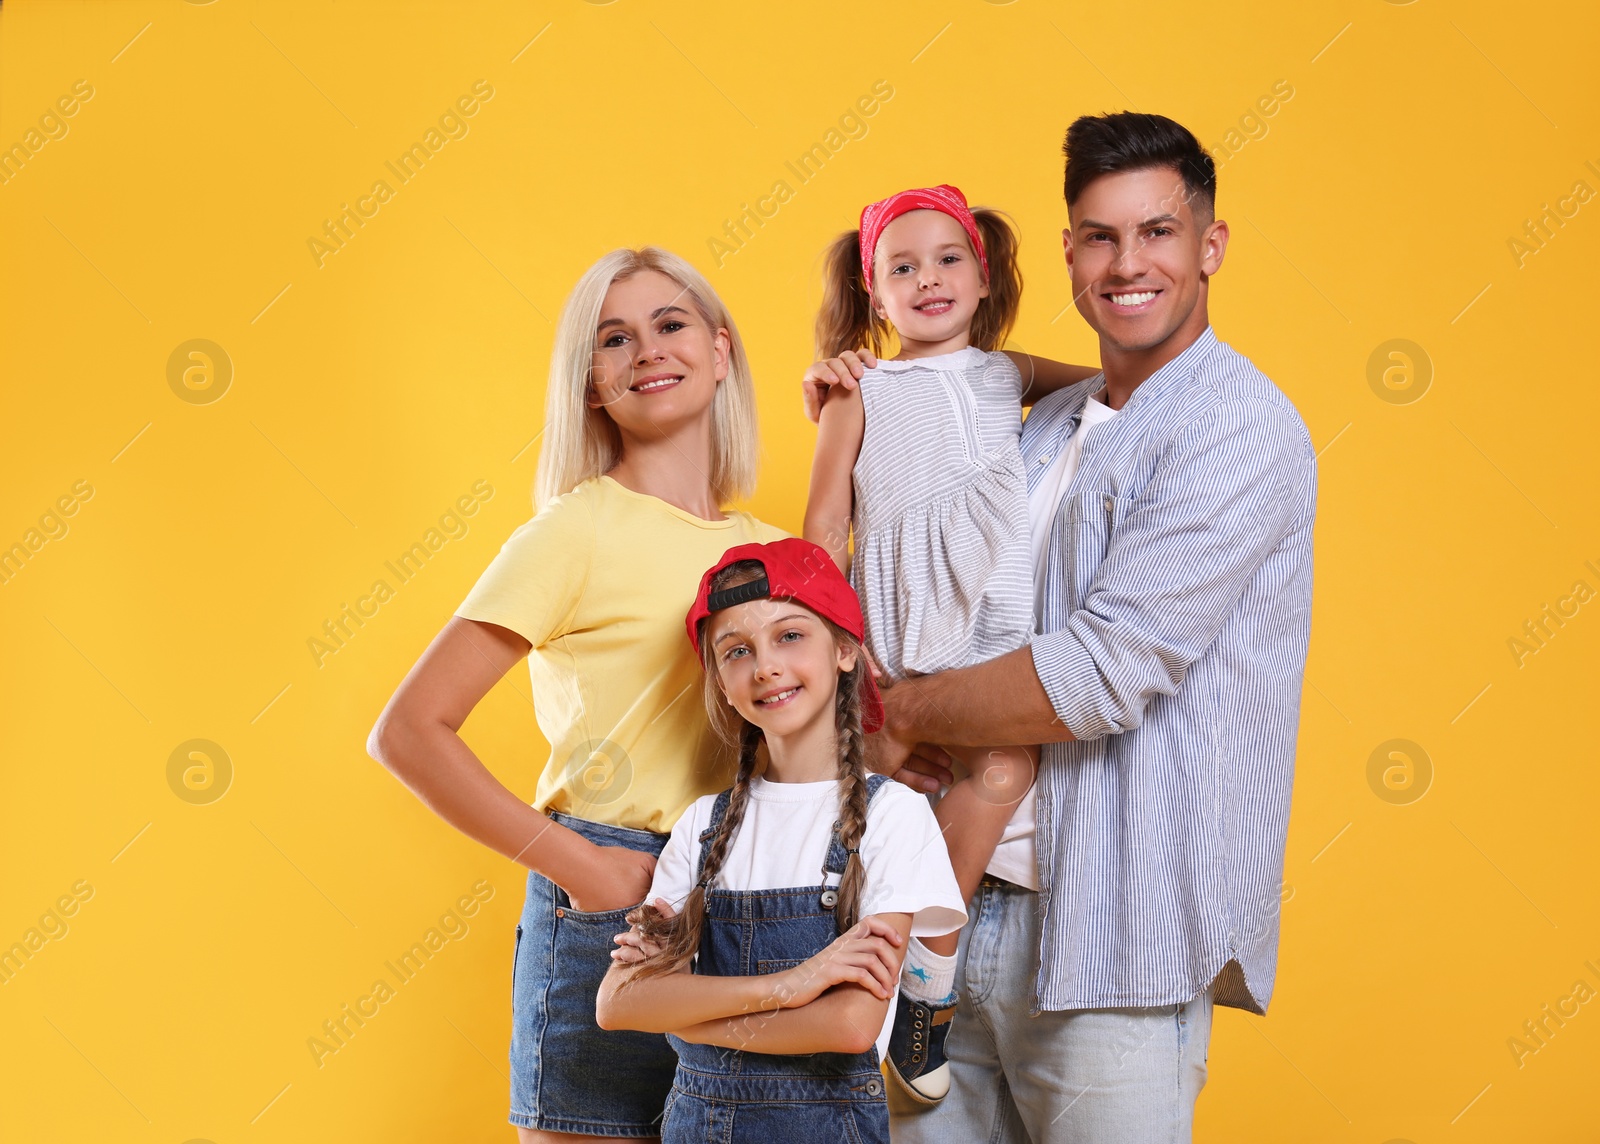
[{"x1": 368, "y1": 247, "x2": 784, "y2": 1142}]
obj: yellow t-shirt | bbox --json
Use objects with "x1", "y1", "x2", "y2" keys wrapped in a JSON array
[{"x1": 454, "y1": 475, "x2": 787, "y2": 833}]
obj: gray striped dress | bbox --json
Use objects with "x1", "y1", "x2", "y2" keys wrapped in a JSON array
[{"x1": 850, "y1": 346, "x2": 1033, "y2": 679}]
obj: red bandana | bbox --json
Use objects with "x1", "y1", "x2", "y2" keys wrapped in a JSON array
[{"x1": 857, "y1": 184, "x2": 987, "y2": 302}]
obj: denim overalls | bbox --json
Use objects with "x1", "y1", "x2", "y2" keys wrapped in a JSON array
[{"x1": 661, "y1": 774, "x2": 892, "y2": 1144}]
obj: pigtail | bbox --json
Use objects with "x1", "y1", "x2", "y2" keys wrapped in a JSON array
[
  {"x1": 969, "y1": 207, "x2": 1023, "y2": 353},
  {"x1": 816, "y1": 229, "x2": 894, "y2": 360},
  {"x1": 624, "y1": 721, "x2": 762, "y2": 982},
  {"x1": 691, "y1": 721, "x2": 762, "y2": 901},
  {"x1": 831, "y1": 661, "x2": 872, "y2": 934}
]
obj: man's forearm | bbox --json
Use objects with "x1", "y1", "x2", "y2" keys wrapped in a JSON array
[{"x1": 888, "y1": 645, "x2": 1076, "y2": 748}]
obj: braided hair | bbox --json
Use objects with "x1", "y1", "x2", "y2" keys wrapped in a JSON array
[
  {"x1": 829, "y1": 642, "x2": 872, "y2": 933},
  {"x1": 624, "y1": 560, "x2": 874, "y2": 982}
]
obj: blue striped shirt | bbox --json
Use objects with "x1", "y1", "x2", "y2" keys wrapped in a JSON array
[{"x1": 1022, "y1": 327, "x2": 1316, "y2": 1016}]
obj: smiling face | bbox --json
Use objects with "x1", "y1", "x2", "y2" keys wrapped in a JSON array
[
  {"x1": 708, "y1": 596, "x2": 857, "y2": 745},
  {"x1": 1065, "y1": 166, "x2": 1227, "y2": 364},
  {"x1": 587, "y1": 269, "x2": 730, "y2": 440},
  {"x1": 870, "y1": 209, "x2": 989, "y2": 356}
]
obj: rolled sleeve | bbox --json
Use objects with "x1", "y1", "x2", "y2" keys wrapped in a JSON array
[{"x1": 1032, "y1": 400, "x2": 1311, "y2": 739}]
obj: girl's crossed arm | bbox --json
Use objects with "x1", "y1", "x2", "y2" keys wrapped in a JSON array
[
  {"x1": 669, "y1": 911, "x2": 913, "y2": 1056},
  {"x1": 596, "y1": 910, "x2": 910, "y2": 1056}
]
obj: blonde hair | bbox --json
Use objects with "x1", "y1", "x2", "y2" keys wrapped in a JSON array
[
  {"x1": 534, "y1": 247, "x2": 759, "y2": 508},
  {"x1": 625, "y1": 561, "x2": 873, "y2": 982},
  {"x1": 814, "y1": 207, "x2": 1024, "y2": 359}
]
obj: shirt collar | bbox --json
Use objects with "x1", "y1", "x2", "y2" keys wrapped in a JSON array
[
  {"x1": 1113, "y1": 325, "x2": 1221, "y2": 413},
  {"x1": 872, "y1": 346, "x2": 987, "y2": 372},
  {"x1": 1025, "y1": 327, "x2": 1220, "y2": 460}
]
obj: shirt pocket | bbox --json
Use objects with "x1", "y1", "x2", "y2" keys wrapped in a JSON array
[{"x1": 1057, "y1": 490, "x2": 1128, "y2": 612}]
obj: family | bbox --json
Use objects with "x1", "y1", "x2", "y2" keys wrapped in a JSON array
[{"x1": 368, "y1": 111, "x2": 1318, "y2": 1144}]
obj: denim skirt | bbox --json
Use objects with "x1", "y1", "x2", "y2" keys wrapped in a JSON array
[{"x1": 509, "y1": 811, "x2": 676, "y2": 1136}]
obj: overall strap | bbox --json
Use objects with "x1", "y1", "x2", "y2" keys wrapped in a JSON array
[
  {"x1": 822, "y1": 774, "x2": 892, "y2": 878},
  {"x1": 694, "y1": 788, "x2": 735, "y2": 888}
]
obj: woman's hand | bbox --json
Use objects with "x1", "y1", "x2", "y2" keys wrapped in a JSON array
[
  {"x1": 802, "y1": 349, "x2": 878, "y2": 423},
  {"x1": 769, "y1": 916, "x2": 904, "y2": 1010},
  {"x1": 567, "y1": 843, "x2": 657, "y2": 913},
  {"x1": 611, "y1": 898, "x2": 675, "y2": 965}
]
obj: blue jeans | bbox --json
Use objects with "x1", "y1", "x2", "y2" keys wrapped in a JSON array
[
  {"x1": 891, "y1": 882, "x2": 1212, "y2": 1144},
  {"x1": 509, "y1": 812, "x2": 676, "y2": 1137}
]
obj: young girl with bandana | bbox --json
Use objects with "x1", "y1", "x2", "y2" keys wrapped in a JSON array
[
  {"x1": 596, "y1": 538, "x2": 966, "y2": 1143},
  {"x1": 802, "y1": 185, "x2": 1105, "y2": 1104}
]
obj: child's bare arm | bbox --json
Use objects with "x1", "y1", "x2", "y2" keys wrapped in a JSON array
[
  {"x1": 595, "y1": 958, "x2": 793, "y2": 1034},
  {"x1": 803, "y1": 386, "x2": 866, "y2": 575},
  {"x1": 596, "y1": 912, "x2": 903, "y2": 1037},
  {"x1": 802, "y1": 350, "x2": 878, "y2": 423},
  {"x1": 669, "y1": 912, "x2": 912, "y2": 1055},
  {"x1": 936, "y1": 745, "x2": 1038, "y2": 902},
  {"x1": 1002, "y1": 352, "x2": 1100, "y2": 406},
  {"x1": 672, "y1": 981, "x2": 884, "y2": 1056}
]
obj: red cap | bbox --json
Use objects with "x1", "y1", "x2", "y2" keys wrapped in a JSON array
[
  {"x1": 686, "y1": 537, "x2": 885, "y2": 734},
  {"x1": 858, "y1": 183, "x2": 988, "y2": 303}
]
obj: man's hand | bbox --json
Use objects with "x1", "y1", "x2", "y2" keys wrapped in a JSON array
[
  {"x1": 898, "y1": 745, "x2": 957, "y2": 794},
  {"x1": 803, "y1": 349, "x2": 878, "y2": 423},
  {"x1": 865, "y1": 671, "x2": 958, "y2": 793},
  {"x1": 861, "y1": 652, "x2": 910, "y2": 779}
]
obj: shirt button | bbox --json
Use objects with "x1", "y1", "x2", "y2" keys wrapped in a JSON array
[
  {"x1": 1103, "y1": 495, "x2": 1115, "y2": 512},
  {"x1": 1038, "y1": 454, "x2": 1052, "y2": 465}
]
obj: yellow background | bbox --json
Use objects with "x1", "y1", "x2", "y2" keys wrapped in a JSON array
[{"x1": 3, "y1": 0, "x2": 1596, "y2": 1139}]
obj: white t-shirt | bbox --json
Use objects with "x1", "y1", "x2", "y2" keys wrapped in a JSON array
[
  {"x1": 647, "y1": 774, "x2": 967, "y2": 1061},
  {"x1": 987, "y1": 394, "x2": 1119, "y2": 889}
]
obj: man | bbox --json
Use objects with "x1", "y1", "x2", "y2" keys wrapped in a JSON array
[{"x1": 881, "y1": 112, "x2": 1317, "y2": 1142}]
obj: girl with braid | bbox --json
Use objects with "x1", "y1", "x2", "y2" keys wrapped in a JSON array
[{"x1": 596, "y1": 538, "x2": 965, "y2": 1144}]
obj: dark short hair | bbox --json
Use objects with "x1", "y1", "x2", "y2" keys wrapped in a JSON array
[{"x1": 1062, "y1": 112, "x2": 1216, "y2": 217}]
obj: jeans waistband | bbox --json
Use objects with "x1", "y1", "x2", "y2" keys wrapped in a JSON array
[
  {"x1": 548, "y1": 810, "x2": 668, "y2": 853},
  {"x1": 979, "y1": 873, "x2": 1034, "y2": 892},
  {"x1": 671, "y1": 1059, "x2": 885, "y2": 1103}
]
